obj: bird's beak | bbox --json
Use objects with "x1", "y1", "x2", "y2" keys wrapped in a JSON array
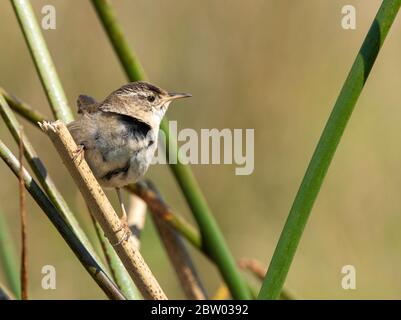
[{"x1": 166, "y1": 92, "x2": 192, "y2": 101}]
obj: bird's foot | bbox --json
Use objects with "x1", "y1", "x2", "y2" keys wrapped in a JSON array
[
  {"x1": 110, "y1": 216, "x2": 131, "y2": 246},
  {"x1": 72, "y1": 144, "x2": 85, "y2": 166}
]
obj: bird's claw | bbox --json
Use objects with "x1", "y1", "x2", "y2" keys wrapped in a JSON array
[
  {"x1": 72, "y1": 144, "x2": 85, "y2": 166},
  {"x1": 110, "y1": 217, "x2": 131, "y2": 246}
]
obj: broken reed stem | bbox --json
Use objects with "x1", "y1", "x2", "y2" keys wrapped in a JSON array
[
  {"x1": 0, "y1": 140, "x2": 125, "y2": 300},
  {"x1": 40, "y1": 120, "x2": 166, "y2": 300},
  {"x1": 148, "y1": 183, "x2": 207, "y2": 300},
  {"x1": 18, "y1": 130, "x2": 28, "y2": 300},
  {"x1": 127, "y1": 194, "x2": 147, "y2": 249}
]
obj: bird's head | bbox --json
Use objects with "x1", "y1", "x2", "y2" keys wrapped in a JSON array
[{"x1": 100, "y1": 81, "x2": 191, "y2": 128}]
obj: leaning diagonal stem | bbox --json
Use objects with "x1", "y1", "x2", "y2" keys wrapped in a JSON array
[{"x1": 40, "y1": 121, "x2": 166, "y2": 300}]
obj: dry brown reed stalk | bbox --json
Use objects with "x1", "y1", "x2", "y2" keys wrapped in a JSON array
[
  {"x1": 146, "y1": 181, "x2": 207, "y2": 300},
  {"x1": 147, "y1": 182, "x2": 207, "y2": 300},
  {"x1": 153, "y1": 214, "x2": 207, "y2": 300},
  {"x1": 39, "y1": 120, "x2": 166, "y2": 300}
]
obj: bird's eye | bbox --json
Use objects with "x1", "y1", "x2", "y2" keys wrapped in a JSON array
[{"x1": 147, "y1": 95, "x2": 155, "y2": 103}]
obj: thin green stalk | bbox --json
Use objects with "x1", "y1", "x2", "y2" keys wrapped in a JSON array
[
  {"x1": 0, "y1": 212, "x2": 20, "y2": 298},
  {"x1": 91, "y1": 0, "x2": 251, "y2": 299},
  {"x1": 258, "y1": 0, "x2": 401, "y2": 300},
  {"x1": 0, "y1": 140, "x2": 125, "y2": 300},
  {"x1": 11, "y1": 0, "x2": 139, "y2": 298},
  {"x1": 11, "y1": 0, "x2": 73, "y2": 123}
]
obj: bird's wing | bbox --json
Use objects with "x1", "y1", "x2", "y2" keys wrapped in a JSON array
[
  {"x1": 99, "y1": 98, "x2": 151, "y2": 126},
  {"x1": 77, "y1": 94, "x2": 99, "y2": 114}
]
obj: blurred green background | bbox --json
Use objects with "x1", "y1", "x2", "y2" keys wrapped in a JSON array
[{"x1": 1, "y1": 0, "x2": 401, "y2": 299}]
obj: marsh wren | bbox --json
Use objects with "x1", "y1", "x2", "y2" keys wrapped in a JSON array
[{"x1": 67, "y1": 81, "x2": 191, "y2": 244}]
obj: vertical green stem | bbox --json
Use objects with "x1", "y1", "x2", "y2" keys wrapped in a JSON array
[
  {"x1": 91, "y1": 0, "x2": 251, "y2": 299},
  {"x1": 258, "y1": 0, "x2": 401, "y2": 299}
]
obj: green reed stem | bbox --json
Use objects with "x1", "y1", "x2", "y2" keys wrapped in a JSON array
[
  {"x1": 91, "y1": 0, "x2": 251, "y2": 299},
  {"x1": 258, "y1": 0, "x2": 401, "y2": 300},
  {"x1": 0, "y1": 140, "x2": 125, "y2": 300},
  {"x1": 11, "y1": 0, "x2": 139, "y2": 298},
  {"x1": 0, "y1": 212, "x2": 20, "y2": 298}
]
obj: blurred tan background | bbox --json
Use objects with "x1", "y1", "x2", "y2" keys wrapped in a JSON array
[{"x1": 1, "y1": 0, "x2": 401, "y2": 299}]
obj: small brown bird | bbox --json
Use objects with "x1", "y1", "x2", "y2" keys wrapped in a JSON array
[{"x1": 67, "y1": 81, "x2": 191, "y2": 243}]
